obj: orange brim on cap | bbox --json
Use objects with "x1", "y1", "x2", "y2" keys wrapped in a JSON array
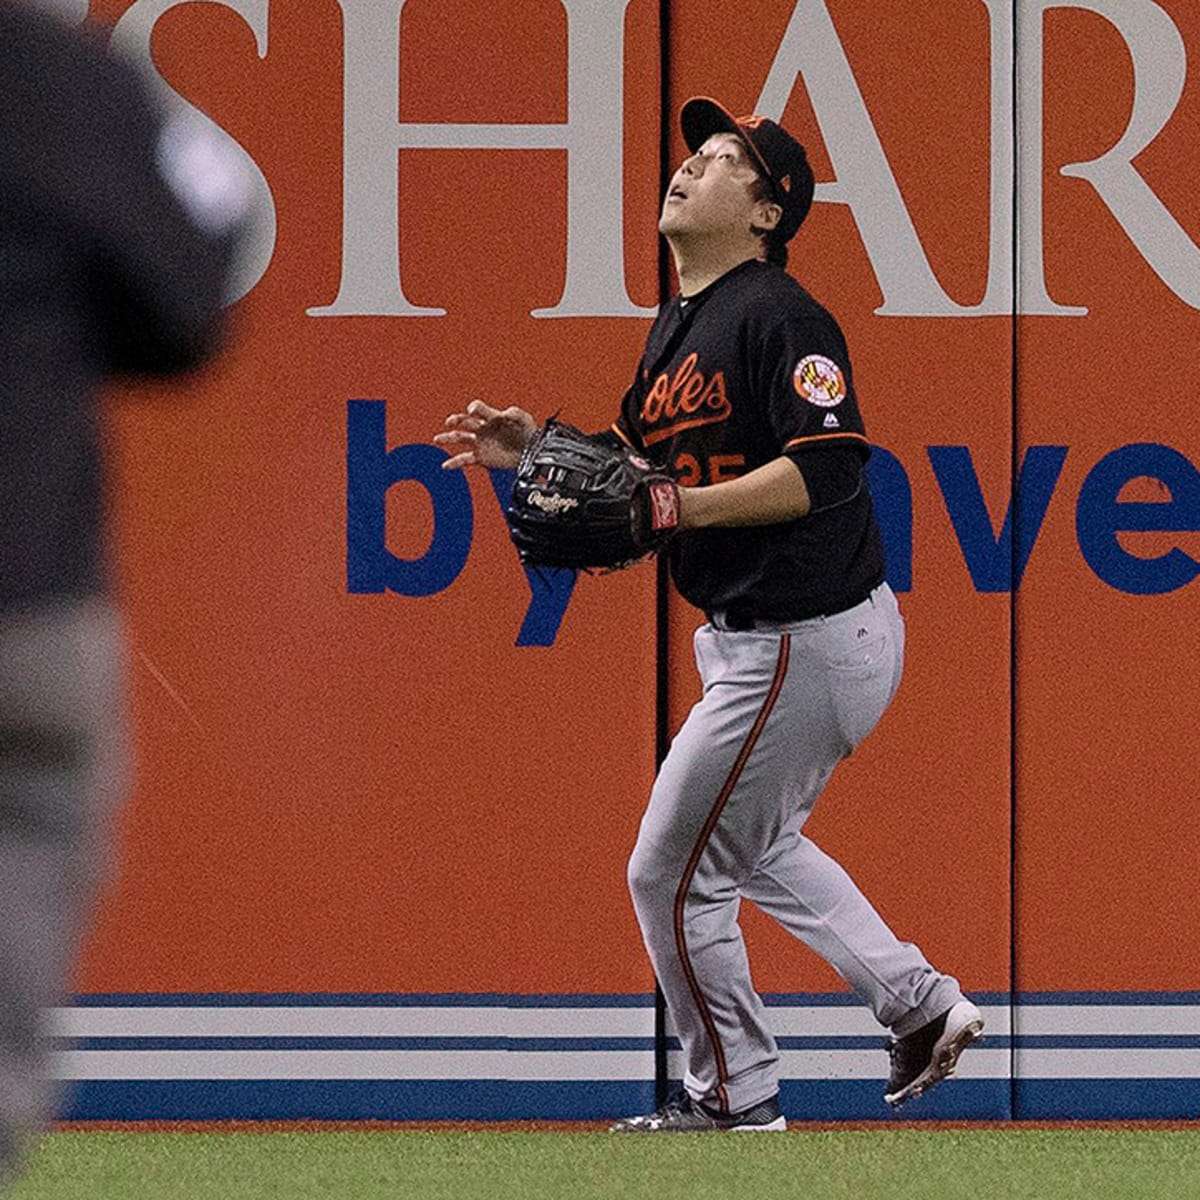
[{"x1": 680, "y1": 96, "x2": 774, "y2": 183}]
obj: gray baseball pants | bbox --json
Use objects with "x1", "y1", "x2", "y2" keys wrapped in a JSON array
[
  {"x1": 0, "y1": 600, "x2": 127, "y2": 1183},
  {"x1": 627, "y1": 583, "x2": 963, "y2": 1114}
]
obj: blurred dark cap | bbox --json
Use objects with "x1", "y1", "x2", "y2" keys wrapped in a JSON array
[{"x1": 680, "y1": 96, "x2": 815, "y2": 242}]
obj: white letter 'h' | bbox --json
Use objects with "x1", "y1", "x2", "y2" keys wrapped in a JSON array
[{"x1": 310, "y1": 0, "x2": 652, "y2": 319}]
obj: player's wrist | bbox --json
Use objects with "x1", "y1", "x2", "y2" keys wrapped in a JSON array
[{"x1": 677, "y1": 484, "x2": 713, "y2": 530}]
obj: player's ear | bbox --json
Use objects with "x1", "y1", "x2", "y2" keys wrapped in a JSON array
[{"x1": 750, "y1": 199, "x2": 782, "y2": 236}]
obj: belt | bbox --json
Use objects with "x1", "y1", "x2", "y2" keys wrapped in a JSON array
[{"x1": 706, "y1": 584, "x2": 882, "y2": 631}]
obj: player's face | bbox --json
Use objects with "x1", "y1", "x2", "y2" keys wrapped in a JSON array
[{"x1": 659, "y1": 133, "x2": 768, "y2": 240}]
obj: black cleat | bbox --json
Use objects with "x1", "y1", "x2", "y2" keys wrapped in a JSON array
[
  {"x1": 609, "y1": 1089, "x2": 786, "y2": 1132},
  {"x1": 884, "y1": 999, "x2": 985, "y2": 1108}
]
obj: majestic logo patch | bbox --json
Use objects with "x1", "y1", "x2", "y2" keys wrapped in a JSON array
[
  {"x1": 527, "y1": 491, "x2": 578, "y2": 516},
  {"x1": 793, "y1": 355, "x2": 846, "y2": 408},
  {"x1": 823, "y1": 412, "x2": 840, "y2": 428}
]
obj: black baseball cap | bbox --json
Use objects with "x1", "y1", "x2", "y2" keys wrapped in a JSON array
[{"x1": 680, "y1": 97, "x2": 815, "y2": 243}]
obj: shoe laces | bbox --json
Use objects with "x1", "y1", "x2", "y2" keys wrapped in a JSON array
[
  {"x1": 660, "y1": 1087, "x2": 694, "y2": 1116},
  {"x1": 885, "y1": 1036, "x2": 913, "y2": 1073}
]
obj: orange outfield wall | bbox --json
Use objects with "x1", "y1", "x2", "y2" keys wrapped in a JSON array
[
  {"x1": 73, "y1": 0, "x2": 1198, "y2": 1029},
  {"x1": 83, "y1": 0, "x2": 665, "y2": 997},
  {"x1": 665, "y1": 0, "x2": 1013, "y2": 1001},
  {"x1": 1016, "y1": 1, "x2": 1200, "y2": 991}
]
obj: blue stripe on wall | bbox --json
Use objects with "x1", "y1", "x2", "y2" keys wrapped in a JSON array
[
  {"x1": 777, "y1": 1079, "x2": 1011, "y2": 1122},
  {"x1": 60, "y1": 1078, "x2": 1200, "y2": 1123},
  {"x1": 72, "y1": 993, "x2": 658, "y2": 1008},
  {"x1": 1015, "y1": 1079, "x2": 1200, "y2": 1120},
  {"x1": 1015, "y1": 992, "x2": 1200, "y2": 1005},
  {"x1": 52, "y1": 992, "x2": 1200, "y2": 1122},
  {"x1": 58, "y1": 1036, "x2": 658, "y2": 1052},
  {"x1": 59, "y1": 1079, "x2": 1014, "y2": 1122},
  {"x1": 60, "y1": 1080, "x2": 658, "y2": 1123},
  {"x1": 70, "y1": 990, "x2": 1200, "y2": 1007}
]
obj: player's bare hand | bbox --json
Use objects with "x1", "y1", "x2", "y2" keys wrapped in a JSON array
[{"x1": 434, "y1": 400, "x2": 537, "y2": 470}]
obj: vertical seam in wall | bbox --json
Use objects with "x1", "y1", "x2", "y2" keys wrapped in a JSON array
[
  {"x1": 1009, "y1": 0, "x2": 1020, "y2": 1123},
  {"x1": 653, "y1": 0, "x2": 673, "y2": 1111}
]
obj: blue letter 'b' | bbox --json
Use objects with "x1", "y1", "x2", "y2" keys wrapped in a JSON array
[{"x1": 346, "y1": 400, "x2": 473, "y2": 596}]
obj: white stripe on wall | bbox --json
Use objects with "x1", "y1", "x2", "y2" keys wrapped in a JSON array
[
  {"x1": 48, "y1": 1007, "x2": 655, "y2": 1040},
  {"x1": 44, "y1": 1002, "x2": 1200, "y2": 1085},
  {"x1": 1015, "y1": 1006, "x2": 1200, "y2": 1036},
  {"x1": 52, "y1": 1045, "x2": 1013, "y2": 1082},
  {"x1": 52, "y1": 1049, "x2": 652, "y2": 1082},
  {"x1": 667, "y1": 1048, "x2": 1011, "y2": 1081},
  {"x1": 63, "y1": 1044, "x2": 1195, "y2": 1083},
  {"x1": 50, "y1": 1004, "x2": 1016, "y2": 1040},
  {"x1": 666, "y1": 1005, "x2": 1013, "y2": 1038},
  {"x1": 1014, "y1": 1049, "x2": 1200, "y2": 1079}
]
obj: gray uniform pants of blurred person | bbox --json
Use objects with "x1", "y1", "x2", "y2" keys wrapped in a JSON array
[
  {"x1": 0, "y1": 601, "x2": 126, "y2": 1181},
  {"x1": 627, "y1": 583, "x2": 964, "y2": 1113}
]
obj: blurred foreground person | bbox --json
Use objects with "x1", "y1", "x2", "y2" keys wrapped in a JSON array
[{"x1": 0, "y1": 0, "x2": 249, "y2": 1184}]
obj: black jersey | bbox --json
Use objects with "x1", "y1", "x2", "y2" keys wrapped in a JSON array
[
  {"x1": 613, "y1": 259, "x2": 885, "y2": 621},
  {"x1": 0, "y1": 2, "x2": 241, "y2": 609}
]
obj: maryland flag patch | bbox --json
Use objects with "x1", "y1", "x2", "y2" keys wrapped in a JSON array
[{"x1": 793, "y1": 355, "x2": 847, "y2": 408}]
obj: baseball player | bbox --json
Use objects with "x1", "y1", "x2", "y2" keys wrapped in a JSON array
[
  {"x1": 0, "y1": 1, "x2": 249, "y2": 1184},
  {"x1": 437, "y1": 97, "x2": 983, "y2": 1131}
]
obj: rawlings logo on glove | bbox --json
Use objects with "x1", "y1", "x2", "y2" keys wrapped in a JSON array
[
  {"x1": 506, "y1": 419, "x2": 681, "y2": 571},
  {"x1": 526, "y1": 491, "x2": 580, "y2": 516}
]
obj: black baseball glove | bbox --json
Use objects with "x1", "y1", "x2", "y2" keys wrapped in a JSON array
[{"x1": 506, "y1": 419, "x2": 681, "y2": 570}]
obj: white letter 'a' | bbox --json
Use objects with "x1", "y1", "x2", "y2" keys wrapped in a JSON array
[
  {"x1": 110, "y1": 0, "x2": 277, "y2": 305},
  {"x1": 311, "y1": 0, "x2": 650, "y2": 319},
  {"x1": 757, "y1": 1, "x2": 977, "y2": 316}
]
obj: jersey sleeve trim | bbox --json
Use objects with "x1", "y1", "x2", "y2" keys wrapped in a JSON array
[
  {"x1": 784, "y1": 432, "x2": 869, "y2": 452},
  {"x1": 611, "y1": 422, "x2": 636, "y2": 449}
]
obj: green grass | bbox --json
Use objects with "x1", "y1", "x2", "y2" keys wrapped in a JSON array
[{"x1": 5, "y1": 1129, "x2": 1200, "y2": 1200}]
